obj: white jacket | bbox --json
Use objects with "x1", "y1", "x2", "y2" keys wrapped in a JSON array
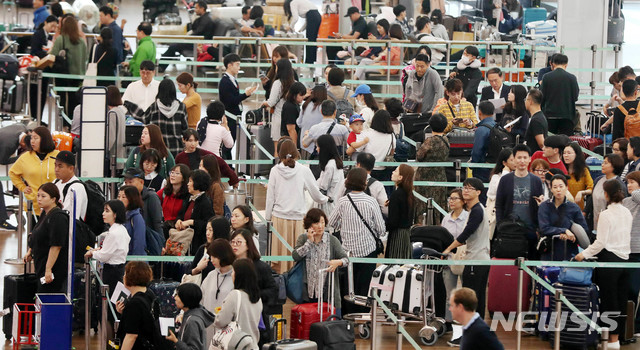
[{"x1": 266, "y1": 163, "x2": 328, "y2": 220}]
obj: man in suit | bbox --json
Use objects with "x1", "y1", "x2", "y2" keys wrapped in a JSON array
[
  {"x1": 218, "y1": 53, "x2": 258, "y2": 159},
  {"x1": 158, "y1": 0, "x2": 215, "y2": 72},
  {"x1": 449, "y1": 287, "x2": 504, "y2": 349},
  {"x1": 480, "y1": 67, "x2": 510, "y2": 123},
  {"x1": 540, "y1": 54, "x2": 579, "y2": 136}
]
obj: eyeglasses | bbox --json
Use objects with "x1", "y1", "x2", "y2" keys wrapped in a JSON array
[
  {"x1": 230, "y1": 240, "x2": 245, "y2": 246},
  {"x1": 448, "y1": 196, "x2": 461, "y2": 201},
  {"x1": 462, "y1": 186, "x2": 476, "y2": 192}
]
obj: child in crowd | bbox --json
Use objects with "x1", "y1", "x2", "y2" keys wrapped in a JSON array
[{"x1": 346, "y1": 114, "x2": 369, "y2": 157}]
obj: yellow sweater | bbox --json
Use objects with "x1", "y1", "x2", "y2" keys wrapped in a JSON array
[
  {"x1": 184, "y1": 92, "x2": 202, "y2": 129},
  {"x1": 567, "y1": 168, "x2": 593, "y2": 210},
  {"x1": 9, "y1": 150, "x2": 59, "y2": 215}
]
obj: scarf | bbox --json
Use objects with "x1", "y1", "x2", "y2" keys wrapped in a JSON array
[{"x1": 305, "y1": 232, "x2": 331, "y2": 299}]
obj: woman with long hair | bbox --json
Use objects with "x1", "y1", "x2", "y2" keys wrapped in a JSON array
[
  {"x1": 24, "y1": 183, "x2": 68, "y2": 293},
  {"x1": 538, "y1": 174, "x2": 589, "y2": 260},
  {"x1": 262, "y1": 46, "x2": 297, "y2": 98},
  {"x1": 486, "y1": 148, "x2": 515, "y2": 236},
  {"x1": 283, "y1": 0, "x2": 321, "y2": 64},
  {"x1": 199, "y1": 154, "x2": 225, "y2": 216},
  {"x1": 263, "y1": 58, "x2": 296, "y2": 152},
  {"x1": 563, "y1": 142, "x2": 593, "y2": 209},
  {"x1": 281, "y1": 82, "x2": 306, "y2": 146},
  {"x1": 9, "y1": 126, "x2": 59, "y2": 216},
  {"x1": 575, "y1": 179, "x2": 631, "y2": 348},
  {"x1": 362, "y1": 110, "x2": 395, "y2": 190},
  {"x1": 118, "y1": 185, "x2": 147, "y2": 255},
  {"x1": 201, "y1": 239, "x2": 236, "y2": 344},
  {"x1": 315, "y1": 134, "x2": 344, "y2": 216},
  {"x1": 176, "y1": 72, "x2": 202, "y2": 129},
  {"x1": 353, "y1": 84, "x2": 379, "y2": 129},
  {"x1": 50, "y1": 15, "x2": 87, "y2": 115},
  {"x1": 385, "y1": 164, "x2": 415, "y2": 259},
  {"x1": 502, "y1": 84, "x2": 530, "y2": 139},
  {"x1": 212, "y1": 258, "x2": 263, "y2": 348},
  {"x1": 292, "y1": 208, "x2": 348, "y2": 312},
  {"x1": 265, "y1": 139, "x2": 328, "y2": 272},
  {"x1": 125, "y1": 124, "x2": 175, "y2": 179},
  {"x1": 190, "y1": 216, "x2": 230, "y2": 282},
  {"x1": 298, "y1": 85, "x2": 328, "y2": 154},
  {"x1": 134, "y1": 79, "x2": 188, "y2": 156},
  {"x1": 157, "y1": 164, "x2": 191, "y2": 236},
  {"x1": 94, "y1": 27, "x2": 117, "y2": 87},
  {"x1": 175, "y1": 170, "x2": 215, "y2": 253}
]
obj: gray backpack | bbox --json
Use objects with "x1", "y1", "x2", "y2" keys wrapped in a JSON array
[{"x1": 327, "y1": 89, "x2": 355, "y2": 118}]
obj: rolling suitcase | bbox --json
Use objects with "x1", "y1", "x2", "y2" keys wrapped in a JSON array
[
  {"x1": 368, "y1": 264, "x2": 401, "y2": 306},
  {"x1": 262, "y1": 319, "x2": 317, "y2": 349},
  {"x1": 390, "y1": 265, "x2": 423, "y2": 314},
  {"x1": 148, "y1": 278, "x2": 180, "y2": 318},
  {"x1": 238, "y1": 111, "x2": 274, "y2": 175},
  {"x1": 569, "y1": 135, "x2": 602, "y2": 151},
  {"x1": 400, "y1": 113, "x2": 430, "y2": 139},
  {"x1": 487, "y1": 258, "x2": 531, "y2": 315},
  {"x1": 2, "y1": 78, "x2": 25, "y2": 113},
  {"x1": 620, "y1": 300, "x2": 637, "y2": 345},
  {"x1": 548, "y1": 283, "x2": 600, "y2": 348},
  {"x1": 289, "y1": 302, "x2": 331, "y2": 340},
  {"x1": 522, "y1": 7, "x2": 547, "y2": 34},
  {"x1": 3, "y1": 272, "x2": 37, "y2": 339},
  {"x1": 533, "y1": 265, "x2": 561, "y2": 340},
  {"x1": 446, "y1": 128, "x2": 474, "y2": 158}
]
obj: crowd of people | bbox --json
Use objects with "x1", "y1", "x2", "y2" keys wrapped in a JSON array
[{"x1": 6, "y1": 0, "x2": 639, "y2": 349}]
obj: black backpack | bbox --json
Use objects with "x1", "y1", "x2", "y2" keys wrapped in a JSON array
[
  {"x1": 327, "y1": 89, "x2": 355, "y2": 119},
  {"x1": 481, "y1": 124, "x2": 515, "y2": 163},
  {"x1": 58, "y1": 179, "x2": 107, "y2": 236}
]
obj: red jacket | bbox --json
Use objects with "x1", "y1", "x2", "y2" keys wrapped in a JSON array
[
  {"x1": 157, "y1": 188, "x2": 187, "y2": 221},
  {"x1": 174, "y1": 148, "x2": 240, "y2": 186}
]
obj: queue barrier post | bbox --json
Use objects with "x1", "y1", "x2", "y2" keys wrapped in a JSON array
[
  {"x1": 100, "y1": 284, "x2": 109, "y2": 350},
  {"x1": 249, "y1": 135, "x2": 257, "y2": 201},
  {"x1": 4, "y1": 194, "x2": 25, "y2": 265},
  {"x1": 614, "y1": 45, "x2": 620, "y2": 69},
  {"x1": 554, "y1": 288, "x2": 563, "y2": 350},
  {"x1": 47, "y1": 84, "x2": 54, "y2": 127},
  {"x1": 370, "y1": 286, "x2": 378, "y2": 350},
  {"x1": 36, "y1": 70, "x2": 42, "y2": 125},
  {"x1": 516, "y1": 257, "x2": 525, "y2": 350},
  {"x1": 84, "y1": 258, "x2": 91, "y2": 350},
  {"x1": 591, "y1": 45, "x2": 597, "y2": 111},
  {"x1": 396, "y1": 315, "x2": 404, "y2": 350},
  {"x1": 266, "y1": 220, "x2": 272, "y2": 256},
  {"x1": 454, "y1": 159, "x2": 462, "y2": 183},
  {"x1": 600, "y1": 327, "x2": 609, "y2": 350}
]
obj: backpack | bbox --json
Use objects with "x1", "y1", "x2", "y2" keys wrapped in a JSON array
[
  {"x1": 327, "y1": 89, "x2": 354, "y2": 119},
  {"x1": 43, "y1": 208, "x2": 95, "y2": 264},
  {"x1": 57, "y1": 179, "x2": 106, "y2": 237},
  {"x1": 619, "y1": 105, "x2": 640, "y2": 138},
  {"x1": 481, "y1": 124, "x2": 515, "y2": 163},
  {"x1": 394, "y1": 123, "x2": 413, "y2": 162}
]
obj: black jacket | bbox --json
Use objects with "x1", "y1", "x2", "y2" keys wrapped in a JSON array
[
  {"x1": 177, "y1": 193, "x2": 214, "y2": 253},
  {"x1": 30, "y1": 28, "x2": 50, "y2": 58},
  {"x1": 460, "y1": 317, "x2": 505, "y2": 350},
  {"x1": 540, "y1": 68, "x2": 579, "y2": 120},
  {"x1": 219, "y1": 74, "x2": 248, "y2": 117},
  {"x1": 480, "y1": 84, "x2": 510, "y2": 121},
  {"x1": 454, "y1": 67, "x2": 483, "y2": 107},
  {"x1": 191, "y1": 13, "x2": 215, "y2": 40}
]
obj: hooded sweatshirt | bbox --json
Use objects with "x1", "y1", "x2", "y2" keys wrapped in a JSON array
[
  {"x1": 158, "y1": 100, "x2": 180, "y2": 118},
  {"x1": 9, "y1": 150, "x2": 59, "y2": 215},
  {"x1": 623, "y1": 189, "x2": 640, "y2": 254},
  {"x1": 176, "y1": 306, "x2": 215, "y2": 350},
  {"x1": 133, "y1": 99, "x2": 189, "y2": 156},
  {"x1": 265, "y1": 163, "x2": 328, "y2": 221}
]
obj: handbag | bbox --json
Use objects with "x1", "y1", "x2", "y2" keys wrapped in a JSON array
[
  {"x1": 83, "y1": 44, "x2": 106, "y2": 86},
  {"x1": 558, "y1": 265, "x2": 593, "y2": 286},
  {"x1": 284, "y1": 259, "x2": 306, "y2": 304},
  {"x1": 181, "y1": 272, "x2": 202, "y2": 285},
  {"x1": 347, "y1": 194, "x2": 384, "y2": 255},
  {"x1": 50, "y1": 36, "x2": 69, "y2": 74},
  {"x1": 165, "y1": 228, "x2": 195, "y2": 256},
  {"x1": 449, "y1": 245, "x2": 466, "y2": 275},
  {"x1": 383, "y1": 134, "x2": 395, "y2": 162},
  {"x1": 209, "y1": 290, "x2": 255, "y2": 350}
]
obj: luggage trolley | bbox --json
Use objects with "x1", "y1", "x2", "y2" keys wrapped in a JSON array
[{"x1": 342, "y1": 244, "x2": 447, "y2": 346}]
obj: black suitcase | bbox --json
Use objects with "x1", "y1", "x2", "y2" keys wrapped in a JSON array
[
  {"x1": 3, "y1": 273, "x2": 38, "y2": 340},
  {"x1": 2, "y1": 78, "x2": 26, "y2": 114},
  {"x1": 309, "y1": 315, "x2": 355, "y2": 350},
  {"x1": 548, "y1": 283, "x2": 600, "y2": 348},
  {"x1": 446, "y1": 128, "x2": 474, "y2": 158},
  {"x1": 72, "y1": 268, "x2": 100, "y2": 332},
  {"x1": 400, "y1": 113, "x2": 430, "y2": 138},
  {"x1": 262, "y1": 319, "x2": 317, "y2": 350},
  {"x1": 0, "y1": 55, "x2": 19, "y2": 81}
]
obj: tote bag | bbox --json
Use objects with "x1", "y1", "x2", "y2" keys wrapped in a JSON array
[{"x1": 83, "y1": 44, "x2": 106, "y2": 86}]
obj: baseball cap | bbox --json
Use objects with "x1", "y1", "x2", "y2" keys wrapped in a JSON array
[
  {"x1": 345, "y1": 6, "x2": 359, "y2": 17},
  {"x1": 123, "y1": 167, "x2": 144, "y2": 179},
  {"x1": 351, "y1": 84, "x2": 372, "y2": 97},
  {"x1": 52, "y1": 150, "x2": 75, "y2": 166},
  {"x1": 349, "y1": 114, "x2": 365, "y2": 124}
]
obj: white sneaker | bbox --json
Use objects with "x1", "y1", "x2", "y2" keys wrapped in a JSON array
[{"x1": 607, "y1": 341, "x2": 620, "y2": 349}]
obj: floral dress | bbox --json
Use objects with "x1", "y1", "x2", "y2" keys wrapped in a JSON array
[{"x1": 414, "y1": 134, "x2": 449, "y2": 223}]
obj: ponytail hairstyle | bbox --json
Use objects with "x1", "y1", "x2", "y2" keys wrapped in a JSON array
[
  {"x1": 38, "y1": 182, "x2": 62, "y2": 209},
  {"x1": 278, "y1": 138, "x2": 299, "y2": 168},
  {"x1": 176, "y1": 72, "x2": 198, "y2": 91}
]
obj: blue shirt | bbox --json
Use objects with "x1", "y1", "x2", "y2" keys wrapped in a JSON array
[
  {"x1": 33, "y1": 6, "x2": 50, "y2": 29},
  {"x1": 124, "y1": 208, "x2": 147, "y2": 255},
  {"x1": 471, "y1": 117, "x2": 495, "y2": 181},
  {"x1": 107, "y1": 21, "x2": 124, "y2": 64}
]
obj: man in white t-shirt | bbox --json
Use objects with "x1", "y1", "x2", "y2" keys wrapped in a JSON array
[
  {"x1": 122, "y1": 60, "x2": 160, "y2": 113},
  {"x1": 53, "y1": 151, "x2": 87, "y2": 220}
]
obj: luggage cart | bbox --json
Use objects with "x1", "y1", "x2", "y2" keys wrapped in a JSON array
[{"x1": 341, "y1": 248, "x2": 447, "y2": 346}]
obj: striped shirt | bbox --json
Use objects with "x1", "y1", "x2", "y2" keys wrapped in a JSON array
[{"x1": 328, "y1": 192, "x2": 386, "y2": 257}]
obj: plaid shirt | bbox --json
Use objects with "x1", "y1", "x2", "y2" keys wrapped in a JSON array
[
  {"x1": 127, "y1": 100, "x2": 188, "y2": 156},
  {"x1": 435, "y1": 101, "x2": 478, "y2": 133}
]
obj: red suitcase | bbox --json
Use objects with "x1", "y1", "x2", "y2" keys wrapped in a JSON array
[
  {"x1": 290, "y1": 302, "x2": 332, "y2": 340},
  {"x1": 487, "y1": 258, "x2": 531, "y2": 315},
  {"x1": 569, "y1": 135, "x2": 603, "y2": 151}
]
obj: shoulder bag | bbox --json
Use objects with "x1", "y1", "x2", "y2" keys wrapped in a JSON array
[
  {"x1": 346, "y1": 194, "x2": 384, "y2": 255},
  {"x1": 449, "y1": 245, "x2": 466, "y2": 275},
  {"x1": 383, "y1": 133, "x2": 395, "y2": 162},
  {"x1": 209, "y1": 290, "x2": 255, "y2": 350},
  {"x1": 83, "y1": 44, "x2": 106, "y2": 87},
  {"x1": 51, "y1": 35, "x2": 69, "y2": 74}
]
